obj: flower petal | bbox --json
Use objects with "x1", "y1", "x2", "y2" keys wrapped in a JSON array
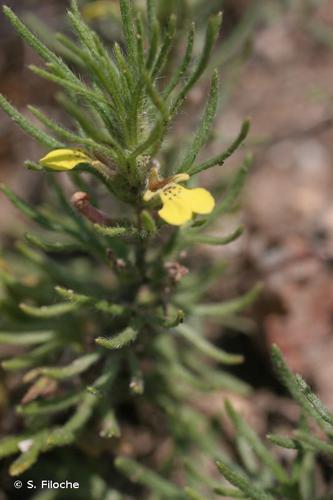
[
  {"x1": 159, "y1": 192, "x2": 192, "y2": 226},
  {"x1": 143, "y1": 189, "x2": 158, "y2": 202},
  {"x1": 182, "y1": 187, "x2": 215, "y2": 214},
  {"x1": 39, "y1": 149, "x2": 90, "y2": 171},
  {"x1": 170, "y1": 173, "x2": 190, "y2": 184}
]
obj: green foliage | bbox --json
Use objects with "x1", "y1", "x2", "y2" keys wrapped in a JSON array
[
  {"x1": 193, "y1": 346, "x2": 333, "y2": 499},
  {"x1": 117, "y1": 346, "x2": 333, "y2": 498},
  {"x1": 0, "y1": 1, "x2": 252, "y2": 496}
]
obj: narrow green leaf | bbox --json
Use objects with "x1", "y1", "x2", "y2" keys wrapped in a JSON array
[
  {"x1": 144, "y1": 71, "x2": 168, "y2": 121},
  {"x1": 127, "y1": 72, "x2": 168, "y2": 158},
  {"x1": 184, "y1": 487, "x2": 206, "y2": 500},
  {"x1": 88, "y1": 356, "x2": 121, "y2": 395},
  {"x1": 185, "y1": 226, "x2": 243, "y2": 247},
  {"x1": 213, "y1": 486, "x2": 247, "y2": 497},
  {"x1": 164, "y1": 23, "x2": 195, "y2": 97},
  {"x1": 62, "y1": 19, "x2": 126, "y2": 123},
  {"x1": 95, "y1": 327, "x2": 138, "y2": 350},
  {"x1": 25, "y1": 233, "x2": 83, "y2": 254},
  {"x1": 140, "y1": 210, "x2": 157, "y2": 234},
  {"x1": 115, "y1": 457, "x2": 185, "y2": 498},
  {"x1": 295, "y1": 374, "x2": 333, "y2": 427},
  {"x1": 95, "y1": 301, "x2": 127, "y2": 316},
  {"x1": 0, "y1": 435, "x2": 32, "y2": 459},
  {"x1": 9, "y1": 434, "x2": 45, "y2": 476},
  {"x1": 190, "y1": 119, "x2": 250, "y2": 175},
  {"x1": 130, "y1": 118, "x2": 164, "y2": 159},
  {"x1": 119, "y1": 0, "x2": 137, "y2": 68},
  {"x1": 29, "y1": 65, "x2": 112, "y2": 116},
  {"x1": 135, "y1": 14, "x2": 145, "y2": 69},
  {"x1": 24, "y1": 161, "x2": 43, "y2": 171},
  {"x1": 68, "y1": 0, "x2": 99, "y2": 56},
  {"x1": 225, "y1": 400, "x2": 289, "y2": 483},
  {"x1": 166, "y1": 363, "x2": 213, "y2": 392},
  {"x1": 271, "y1": 345, "x2": 332, "y2": 433},
  {"x1": 56, "y1": 93, "x2": 110, "y2": 143},
  {"x1": 28, "y1": 104, "x2": 118, "y2": 159},
  {"x1": 93, "y1": 224, "x2": 135, "y2": 238},
  {"x1": 147, "y1": 0, "x2": 157, "y2": 41},
  {"x1": 100, "y1": 410, "x2": 121, "y2": 438},
  {"x1": 3, "y1": 6, "x2": 75, "y2": 81},
  {"x1": 153, "y1": 310, "x2": 185, "y2": 329},
  {"x1": 113, "y1": 42, "x2": 134, "y2": 93},
  {"x1": 54, "y1": 286, "x2": 93, "y2": 305},
  {"x1": 20, "y1": 302, "x2": 78, "y2": 318},
  {"x1": 0, "y1": 94, "x2": 62, "y2": 148},
  {"x1": 236, "y1": 435, "x2": 259, "y2": 475},
  {"x1": 171, "y1": 12, "x2": 222, "y2": 115},
  {"x1": 16, "y1": 242, "x2": 85, "y2": 289},
  {"x1": 194, "y1": 284, "x2": 262, "y2": 318},
  {"x1": 17, "y1": 392, "x2": 82, "y2": 416},
  {"x1": 209, "y1": 1, "x2": 260, "y2": 70},
  {"x1": 55, "y1": 287, "x2": 127, "y2": 316},
  {"x1": 152, "y1": 15, "x2": 176, "y2": 78},
  {"x1": 2, "y1": 343, "x2": 60, "y2": 371},
  {"x1": 128, "y1": 351, "x2": 144, "y2": 395},
  {"x1": 31, "y1": 353, "x2": 100, "y2": 380},
  {"x1": 184, "y1": 459, "x2": 223, "y2": 492},
  {"x1": 266, "y1": 434, "x2": 300, "y2": 450},
  {"x1": 146, "y1": 18, "x2": 160, "y2": 69},
  {"x1": 294, "y1": 431, "x2": 333, "y2": 455},
  {"x1": 0, "y1": 330, "x2": 54, "y2": 346},
  {"x1": 44, "y1": 394, "x2": 98, "y2": 449},
  {"x1": 299, "y1": 451, "x2": 316, "y2": 499},
  {"x1": 8, "y1": 396, "x2": 98, "y2": 475},
  {"x1": 54, "y1": 32, "x2": 86, "y2": 67},
  {"x1": 179, "y1": 70, "x2": 219, "y2": 173},
  {"x1": 186, "y1": 355, "x2": 251, "y2": 395},
  {"x1": 0, "y1": 185, "x2": 58, "y2": 230},
  {"x1": 216, "y1": 460, "x2": 274, "y2": 500},
  {"x1": 205, "y1": 155, "x2": 253, "y2": 225},
  {"x1": 176, "y1": 324, "x2": 243, "y2": 365}
]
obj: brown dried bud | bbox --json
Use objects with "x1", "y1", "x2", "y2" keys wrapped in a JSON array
[
  {"x1": 164, "y1": 261, "x2": 189, "y2": 283},
  {"x1": 115, "y1": 258, "x2": 127, "y2": 269},
  {"x1": 106, "y1": 249, "x2": 127, "y2": 270},
  {"x1": 21, "y1": 377, "x2": 58, "y2": 405},
  {"x1": 71, "y1": 191, "x2": 112, "y2": 225}
]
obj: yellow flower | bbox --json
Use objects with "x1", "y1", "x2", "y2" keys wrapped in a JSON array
[
  {"x1": 143, "y1": 169, "x2": 215, "y2": 226},
  {"x1": 39, "y1": 149, "x2": 91, "y2": 171},
  {"x1": 82, "y1": 1, "x2": 116, "y2": 21}
]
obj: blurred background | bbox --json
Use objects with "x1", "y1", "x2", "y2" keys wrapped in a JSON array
[{"x1": 1, "y1": 0, "x2": 333, "y2": 481}]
